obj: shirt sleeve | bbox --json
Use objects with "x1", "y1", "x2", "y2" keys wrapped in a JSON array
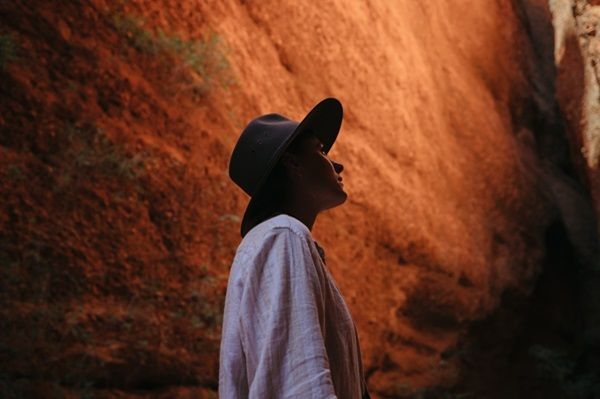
[{"x1": 238, "y1": 227, "x2": 338, "y2": 399}]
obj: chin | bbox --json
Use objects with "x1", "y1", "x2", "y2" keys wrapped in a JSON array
[
  {"x1": 319, "y1": 186, "x2": 348, "y2": 211},
  {"x1": 328, "y1": 191, "x2": 348, "y2": 209}
]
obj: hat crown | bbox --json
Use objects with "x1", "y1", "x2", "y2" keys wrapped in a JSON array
[{"x1": 229, "y1": 113, "x2": 300, "y2": 197}]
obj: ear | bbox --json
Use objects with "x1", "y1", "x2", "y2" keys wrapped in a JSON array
[{"x1": 280, "y1": 152, "x2": 302, "y2": 178}]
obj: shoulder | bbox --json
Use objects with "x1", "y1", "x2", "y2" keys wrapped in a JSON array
[
  {"x1": 261, "y1": 213, "x2": 311, "y2": 238},
  {"x1": 228, "y1": 215, "x2": 319, "y2": 282},
  {"x1": 238, "y1": 213, "x2": 313, "y2": 253},
  {"x1": 230, "y1": 214, "x2": 322, "y2": 278}
]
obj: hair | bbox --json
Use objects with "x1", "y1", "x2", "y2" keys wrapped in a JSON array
[{"x1": 241, "y1": 129, "x2": 315, "y2": 236}]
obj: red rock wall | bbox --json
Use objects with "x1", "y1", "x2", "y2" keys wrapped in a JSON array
[
  {"x1": 0, "y1": 0, "x2": 597, "y2": 398},
  {"x1": 552, "y1": 0, "x2": 600, "y2": 239}
]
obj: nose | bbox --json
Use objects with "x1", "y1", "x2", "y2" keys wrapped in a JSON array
[{"x1": 332, "y1": 160, "x2": 344, "y2": 174}]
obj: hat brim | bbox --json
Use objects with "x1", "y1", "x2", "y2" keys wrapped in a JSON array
[{"x1": 240, "y1": 97, "x2": 343, "y2": 237}]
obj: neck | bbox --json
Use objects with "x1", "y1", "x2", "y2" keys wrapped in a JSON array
[{"x1": 278, "y1": 194, "x2": 319, "y2": 232}]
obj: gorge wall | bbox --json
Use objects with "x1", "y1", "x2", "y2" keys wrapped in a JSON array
[{"x1": 1, "y1": 0, "x2": 599, "y2": 398}]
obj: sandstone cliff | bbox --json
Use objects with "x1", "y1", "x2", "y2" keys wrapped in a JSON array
[{"x1": 1, "y1": 0, "x2": 598, "y2": 398}]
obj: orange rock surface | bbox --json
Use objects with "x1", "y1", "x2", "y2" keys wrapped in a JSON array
[{"x1": 1, "y1": 0, "x2": 598, "y2": 398}]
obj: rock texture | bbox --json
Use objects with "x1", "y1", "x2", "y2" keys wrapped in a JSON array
[
  {"x1": 552, "y1": 0, "x2": 600, "y2": 232},
  {"x1": 0, "y1": 0, "x2": 598, "y2": 398}
]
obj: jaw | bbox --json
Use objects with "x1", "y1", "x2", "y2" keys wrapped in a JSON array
[{"x1": 319, "y1": 189, "x2": 348, "y2": 212}]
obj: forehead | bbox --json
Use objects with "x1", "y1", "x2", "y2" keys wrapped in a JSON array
[
  {"x1": 298, "y1": 132, "x2": 321, "y2": 147},
  {"x1": 287, "y1": 130, "x2": 322, "y2": 155}
]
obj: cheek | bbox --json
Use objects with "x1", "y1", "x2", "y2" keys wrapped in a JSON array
[
  {"x1": 314, "y1": 158, "x2": 336, "y2": 179},
  {"x1": 303, "y1": 154, "x2": 337, "y2": 189},
  {"x1": 316, "y1": 160, "x2": 339, "y2": 189},
  {"x1": 319, "y1": 154, "x2": 337, "y2": 172}
]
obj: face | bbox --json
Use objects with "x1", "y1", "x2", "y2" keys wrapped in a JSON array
[{"x1": 284, "y1": 134, "x2": 347, "y2": 211}]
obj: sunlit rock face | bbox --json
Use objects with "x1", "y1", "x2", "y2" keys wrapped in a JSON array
[
  {"x1": 0, "y1": 0, "x2": 598, "y2": 398},
  {"x1": 552, "y1": 0, "x2": 600, "y2": 225},
  {"x1": 550, "y1": 0, "x2": 600, "y2": 266}
]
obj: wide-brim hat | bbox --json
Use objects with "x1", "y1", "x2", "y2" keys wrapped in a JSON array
[{"x1": 228, "y1": 97, "x2": 343, "y2": 237}]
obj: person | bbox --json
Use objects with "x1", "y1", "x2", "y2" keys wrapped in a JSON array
[{"x1": 219, "y1": 98, "x2": 370, "y2": 398}]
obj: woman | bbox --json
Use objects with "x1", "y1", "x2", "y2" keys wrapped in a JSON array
[{"x1": 220, "y1": 98, "x2": 370, "y2": 398}]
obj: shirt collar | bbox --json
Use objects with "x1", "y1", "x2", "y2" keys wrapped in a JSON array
[{"x1": 313, "y1": 240, "x2": 326, "y2": 264}]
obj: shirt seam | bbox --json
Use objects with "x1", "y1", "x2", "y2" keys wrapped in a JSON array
[{"x1": 271, "y1": 224, "x2": 310, "y2": 241}]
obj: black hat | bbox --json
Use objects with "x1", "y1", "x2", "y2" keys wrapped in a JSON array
[{"x1": 229, "y1": 97, "x2": 343, "y2": 237}]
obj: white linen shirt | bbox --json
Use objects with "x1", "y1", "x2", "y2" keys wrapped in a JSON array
[{"x1": 219, "y1": 214, "x2": 367, "y2": 398}]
